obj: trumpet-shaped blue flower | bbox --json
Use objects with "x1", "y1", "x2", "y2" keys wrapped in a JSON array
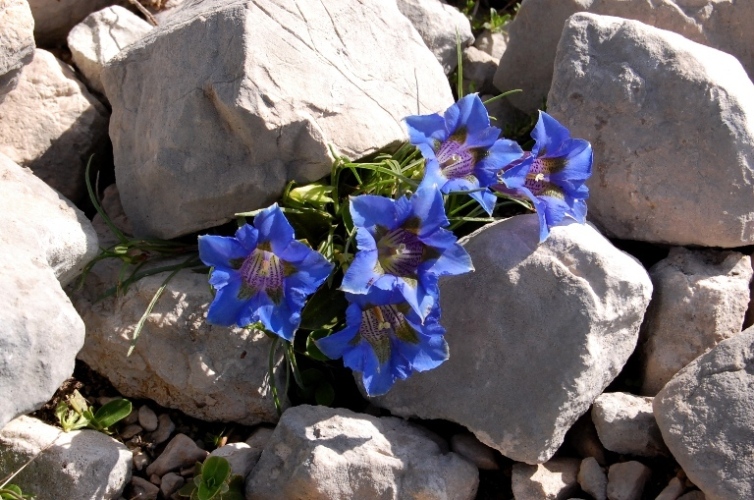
[
  {"x1": 340, "y1": 184, "x2": 473, "y2": 320},
  {"x1": 198, "y1": 204, "x2": 333, "y2": 341},
  {"x1": 405, "y1": 93, "x2": 523, "y2": 215},
  {"x1": 494, "y1": 111, "x2": 593, "y2": 242},
  {"x1": 316, "y1": 289, "x2": 448, "y2": 396}
]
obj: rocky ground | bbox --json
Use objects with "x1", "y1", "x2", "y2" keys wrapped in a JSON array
[{"x1": 2, "y1": 0, "x2": 754, "y2": 499}]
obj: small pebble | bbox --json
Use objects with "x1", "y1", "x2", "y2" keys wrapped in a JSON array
[
  {"x1": 607, "y1": 461, "x2": 651, "y2": 500},
  {"x1": 132, "y1": 450, "x2": 150, "y2": 471},
  {"x1": 210, "y1": 442, "x2": 260, "y2": 478},
  {"x1": 146, "y1": 434, "x2": 208, "y2": 477},
  {"x1": 120, "y1": 424, "x2": 143, "y2": 440},
  {"x1": 678, "y1": 491, "x2": 705, "y2": 500},
  {"x1": 450, "y1": 433, "x2": 498, "y2": 470},
  {"x1": 577, "y1": 457, "x2": 606, "y2": 500},
  {"x1": 123, "y1": 408, "x2": 139, "y2": 426},
  {"x1": 149, "y1": 473, "x2": 161, "y2": 485},
  {"x1": 655, "y1": 477, "x2": 685, "y2": 500},
  {"x1": 160, "y1": 472, "x2": 185, "y2": 497},
  {"x1": 129, "y1": 476, "x2": 159, "y2": 500},
  {"x1": 150, "y1": 413, "x2": 176, "y2": 444},
  {"x1": 138, "y1": 406, "x2": 159, "y2": 432}
]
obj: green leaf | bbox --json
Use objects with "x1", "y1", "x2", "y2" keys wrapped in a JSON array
[
  {"x1": 92, "y1": 399, "x2": 132, "y2": 430},
  {"x1": 287, "y1": 183, "x2": 334, "y2": 207},
  {"x1": 300, "y1": 285, "x2": 347, "y2": 330},
  {"x1": 197, "y1": 456, "x2": 232, "y2": 500},
  {"x1": 305, "y1": 330, "x2": 331, "y2": 361},
  {"x1": 221, "y1": 476, "x2": 246, "y2": 500},
  {"x1": 315, "y1": 382, "x2": 335, "y2": 406},
  {"x1": 177, "y1": 482, "x2": 196, "y2": 497}
]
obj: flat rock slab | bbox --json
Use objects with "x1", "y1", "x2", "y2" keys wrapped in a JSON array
[
  {"x1": 0, "y1": 416, "x2": 132, "y2": 500},
  {"x1": 654, "y1": 327, "x2": 754, "y2": 500},
  {"x1": 102, "y1": 0, "x2": 452, "y2": 239},
  {"x1": 548, "y1": 13, "x2": 754, "y2": 247},
  {"x1": 371, "y1": 214, "x2": 652, "y2": 464},
  {"x1": 246, "y1": 405, "x2": 479, "y2": 499}
]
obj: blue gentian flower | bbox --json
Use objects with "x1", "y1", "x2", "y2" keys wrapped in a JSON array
[
  {"x1": 198, "y1": 204, "x2": 333, "y2": 341},
  {"x1": 494, "y1": 111, "x2": 593, "y2": 242},
  {"x1": 405, "y1": 93, "x2": 523, "y2": 215},
  {"x1": 340, "y1": 184, "x2": 473, "y2": 320},
  {"x1": 316, "y1": 289, "x2": 448, "y2": 396}
]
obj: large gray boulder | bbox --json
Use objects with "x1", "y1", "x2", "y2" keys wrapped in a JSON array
[
  {"x1": 102, "y1": 0, "x2": 453, "y2": 239},
  {"x1": 371, "y1": 214, "x2": 652, "y2": 464},
  {"x1": 0, "y1": 154, "x2": 98, "y2": 429},
  {"x1": 67, "y1": 5, "x2": 153, "y2": 95},
  {"x1": 0, "y1": 0, "x2": 35, "y2": 101},
  {"x1": 495, "y1": 0, "x2": 754, "y2": 114},
  {"x1": 654, "y1": 327, "x2": 754, "y2": 500},
  {"x1": 640, "y1": 248, "x2": 752, "y2": 395},
  {"x1": 548, "y1": 13, "x2": 754, "y2": 247},
  {"x1": 395, "y1": 0, "x2": 474, "y2": 74},
  {"x1": 0, "y1": 49, "x2": 109, "y2": 202},
  {"x1": 0, "y1": 415, "x2": 131, "y2": 500},
  {"x1": 246, "y1": 405, "x2": 479, "y2": 500}
]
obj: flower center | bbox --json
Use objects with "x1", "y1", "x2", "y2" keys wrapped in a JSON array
[
  {"x1": 524, "y1": 157, "x2": 566, "y2": 197},
  {"x1": 238, "y1": 243, "x2": 285, "y2": 303},
  {"x1": 377, "y1": 228, "x2": 424, "y2": 278},
  {"x1": 436, "y1": 140, "x2": 475, "y2": 180},
  {"x1": 359, "y1": 305, "x2": 419, "y2": 365}
]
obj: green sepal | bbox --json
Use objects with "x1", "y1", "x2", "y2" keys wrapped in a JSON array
[
  {"x1": 299, "y1": 284, "x2": 347, "y2": 330},
  {"x1": 305, "y1": 330, "x2": 331, "y2": 361}
]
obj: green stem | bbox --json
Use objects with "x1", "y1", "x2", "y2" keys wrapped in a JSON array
[{"x1": 268, "y1": 336, "x2": 282, "y2": 416}]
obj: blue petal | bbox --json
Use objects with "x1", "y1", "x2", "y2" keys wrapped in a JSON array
[
  {"x1": 442, "y1": 175, "x2": 478, "y2": 194},
  {"x1": 500, "y1": 155, "x2": 533, "y2": 190},
  {"x1": 531, "y1": 111, "x2": 571, "y2": 157},
  {"x1": 268, "y1": 292, "x2": 304, "y2": 341},
  {"x1": 198, "y1": 235, "x2": 249, "y2": 269},
  {"x1": 279, "y1": 241, "x2": 333, "y2": 296},
  {"x1": 340, "y1": 246, "x2": 380, "y2": 295},
  {"x1": 405, "y1": 113, "x2": 448, "y2": 147},
  {"x1": 400, "y1": 332, "x2": 449, "y2": 372},
  {"x1": 476, "y1": 139, "x2": 525, "y2": 186},
  {"x1": 420, "y1": 234, "x2": 474, "y2": 276},
  {"x1": 464, "y1": 124, "x2": 501, "y2": 149},
  {"x1": 350, "y1": 195, "x2": 397, "y2": 229},
  {"x1": 234, "y1": 223, "x2": 259, "y2": 252},
  {"x1": 445, "y1": 94, "x2": 490, "y2": 136},
  {"x1": 208, "y1": 268, "x2": 232, "y2": 290},
  {"x1": 568, "y1": 198, "x2": 587, "y2": 223},
  {"x1": 361, "y1": 348, "x2": 398, "y2": 397},
  {"x1": 254, "y1": 204, "x2": 294, "y2": 253},
  {"x1": 316, "y1": 325, "x2": 359, "y2": 361},
  {"x1": 418, "y1": 160, "x2": 448, "y2": 192},
  {"x1": 468, "y1": 188, "x2": 496, "y2": 216},
  {"x1": 410, "y1": 184, "x2": 448, "y2": 236},
  {"x1": 206, "y1": 275, "x2": 248, "y2": 327}
]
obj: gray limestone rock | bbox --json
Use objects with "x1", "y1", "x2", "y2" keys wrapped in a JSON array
[
  {"x1": 70, "y1": 230, "x2": 287, "y2": 424},
  {"x1": 102, "y1": 0, "x2": 452, "y2": 239},
  {"x1": 606, "y1": 461, "x2": 651, "y2": 500},
  {"x1": 511, "y1": 457, "x2": 581, "y2": 500},
  {"x1": 0, "y1": 154, "x2": 98, "y2": 429},
  {"x1": 0, "y1": 416, "x2": 132, "y2": 500},
  {"x1": 146, "y1": 434, "x2": 207, "y2": 477},
  {"x1": 654, "y1": 327, "x2": 754, "y2": 500},
  {"x1": 27, "y1": 0, "x2": 117, "y2": 46},
  {"x1": 592, "y1": 392, "x2": 668, "y2": 457},
  {"x1": 246, "y1": 405, "x2": 479, "y2": 500},
  {"x1": 396, "y1": 0, "x2": 474, "y2": 74},
  {"x1": 495, "y1": 0, "x2": 754, "y2": 114},
  {"x1": 548, "y1": 13, "x2": 754, "y2": 248},
  {"x1": 0, "y1": 0, "x2": 35, "y2": 101},
  {"x1": 0, "y1": 49, "x2": 109, "y2": 202},
  {"x1": 578, "y1": 457, "x2": 607, "y2": 500},
  {"x1": 67, "y1": 5, "x2": 153, "y2": 95},
  {"x1": 370, "y1": 214, "x2": 652, "y2": 464},
  {"x1": 640, "y1": 248, "x2": 752, "y2": 395}
]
